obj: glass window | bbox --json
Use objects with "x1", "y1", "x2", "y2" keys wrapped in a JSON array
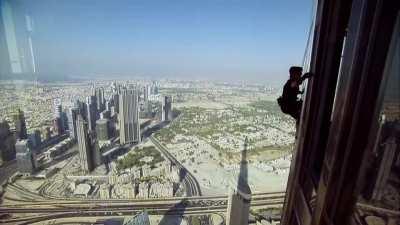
[
  {"x1": 355, "y1": 12, "x2": 400, "y2": 224},
  {"x1": 0, "y1": 0, "x2": 313, "y2": 224}
]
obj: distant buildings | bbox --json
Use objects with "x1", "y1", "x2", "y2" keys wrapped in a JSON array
[
  {"x1": 119, "y1": 89, "x2": 141, "y2": 144},
  {"x1": 0, "y1": 120, "x2": 16, "y2": 162},
  {"x1": 13, "y1": 109, "x2": 27, "y2": 139},
  {"x1": 76, "y1": 115, "x2": 94, "y2": 173},
  {"x1": 162, "y1": 96, "x2": 172, "y2": 121},
  {"x1": 151, "y1": 82, "x2": 159, "y2": 95},
  {"x1": 15, "y1": 139, "x2": 37, "y2": 175}
]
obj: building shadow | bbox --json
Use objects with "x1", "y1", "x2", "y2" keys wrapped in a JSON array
[
  {"x1": 178, "y1": 167, "x2": 187, "y2": 183},
  {"x1": 158, "y1": 198, "x2": 189, "y2": 225},
  {"x1": 141, "y1": 121, "x2": 170, "y2": 139},
  {"x1": 237, "y1": 137, "x2": 250, "y2": 195}
]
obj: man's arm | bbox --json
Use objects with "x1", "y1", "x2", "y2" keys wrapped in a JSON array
[{"x1": 300, "y1": 72, "x2": 313, "y2": 83}]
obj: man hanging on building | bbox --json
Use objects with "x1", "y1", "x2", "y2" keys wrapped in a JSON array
[{"x1": 277, "y1": 66, "x2": 312, "y2": 121}]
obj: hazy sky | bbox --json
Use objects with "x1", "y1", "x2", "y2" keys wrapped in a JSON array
[{"x1": 18, "y1": 0, "x2": 312, "y2": 84}]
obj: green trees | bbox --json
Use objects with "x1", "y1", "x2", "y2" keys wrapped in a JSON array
[{"x1": 116, "y1": 146, "x2": 165, "y2": 171}]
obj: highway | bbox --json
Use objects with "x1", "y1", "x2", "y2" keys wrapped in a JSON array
[
  {"x1": 150, "y1": 135, "x2": 202, "y2": 197},
  {"x1": 3, "y1": 181, "x2": 284, "y2": 203},
  {"x1": 0, "y1": 192, "x2": 285, "y2": 224}
]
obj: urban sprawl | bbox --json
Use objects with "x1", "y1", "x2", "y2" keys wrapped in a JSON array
[{"x1": 0, "y1": 79, "x2": 295, "y2": 224}]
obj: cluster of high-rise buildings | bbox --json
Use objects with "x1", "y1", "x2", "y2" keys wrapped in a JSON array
[{"x1": 0, "y1": 81, "x2": 172, "y2": 177}]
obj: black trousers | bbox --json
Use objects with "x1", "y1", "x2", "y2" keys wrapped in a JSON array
[{"x1": 284, "y1": 100, "x2": 302, "y2": 121}]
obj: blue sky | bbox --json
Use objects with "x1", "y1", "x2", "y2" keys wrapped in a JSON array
[{"x1": 19, "y1": 0, "x2": 312, "y2": 84}]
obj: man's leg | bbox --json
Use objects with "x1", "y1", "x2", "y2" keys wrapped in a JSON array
[{"x1": 295, "y1": 100, "x2": 303, "y2": 120}]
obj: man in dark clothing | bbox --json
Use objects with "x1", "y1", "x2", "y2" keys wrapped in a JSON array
[{"x1": 278, "y1": 66, "x2": 312, "y2": 121}]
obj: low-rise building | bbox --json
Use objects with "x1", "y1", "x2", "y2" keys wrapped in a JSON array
[
  {"x1": 73, "y1": 183, "x2": 92, "y2": 197},
  {"x1": 148, "y1": 182, "x2": 174, "y2": 198},
  {"x1": 99, "y1": 184, "x2": 111, "y2": 199},
  {"x1": 137, "y1": 183, "x2": 149, "y2": 198}
]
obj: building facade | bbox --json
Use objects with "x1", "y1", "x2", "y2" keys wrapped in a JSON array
[
  {"x1": 162, "y1": 96, "x2": 172, "y2": 121},
  {"x1": 96, "y1": 119, "x2": 111, "y2": 141},
  {"x1": 119, "y1": 89, "x2": 141, "y2": 144},
  {"x1": 15, "y1": 139, "x2": 36, "y2": 174},
  {"x1": 0, "y1": 121, "x2": 16, "y2": 162},
  {"x1": 76, "y1": 115, "x2": 94, "y2": 173},
  {"x1": 86, "y1": 96, "x2": 98, "y2": 132},
  {"x1": 67, "y1": 107, "x2": 79, "y2": 140},
  {"x1": 13, "y1": 109, "x2": 27, "y2": 139}
]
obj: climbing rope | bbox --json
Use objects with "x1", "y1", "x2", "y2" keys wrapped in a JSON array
[{"x1": 300, "y1": 0, "x2": 318, "y2": 100}]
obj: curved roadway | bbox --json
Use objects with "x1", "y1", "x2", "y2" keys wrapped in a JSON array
[{"x1": 150, "y1": 135, "x2": 202, "y2": 197}]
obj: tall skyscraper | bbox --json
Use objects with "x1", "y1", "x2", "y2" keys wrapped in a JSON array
[
  {"x1": 53, "y1": 99, "x2": 66, "y2": 135},
  {"x1": 53, "y1": 117, "x2": 63, "y2": 136},
  {"x1": 75, "y1": 100, "x2": 86, "y2": 119},
  {"x1": 13, "y1": 109, "x2": 27, "y2": 139},
  {"x1": 15, "y1": 139, "x2": 37, "y2": 175},
  {"x1": 226, "y1": 137, "x2": 251, "y2": 225},
  {"x1": 0, "y1": 120, "x2": 16, "y2": 162},
  {"x1": 67, "y1": 107, "x2": 79, "y2": 140},
  {"x1": 119, "y1": 89, "x2": 140, "y2": 144},
  {"x1": 113, "y1": 93, "x2": 120, "y2": 114},
  {"x1": 162, "y1": 96, "x2": 172, "y2": 121},
  {"x1": 86, "y1": 96, "x2": 98, "y2": 132},
  {"x1": 76, "y1": 115, "x2": 94, "y2": 173},
  {"x1": 95, "y1": 87, "x2": 105, "y2": 112},
  {"x1": 143, "y1": 85, "x2": 151, "y2": 102}
]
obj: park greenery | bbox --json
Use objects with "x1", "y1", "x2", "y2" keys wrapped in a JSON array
[{"x1": 116, "y1": 146, "x2": 164, "y2": 171}]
